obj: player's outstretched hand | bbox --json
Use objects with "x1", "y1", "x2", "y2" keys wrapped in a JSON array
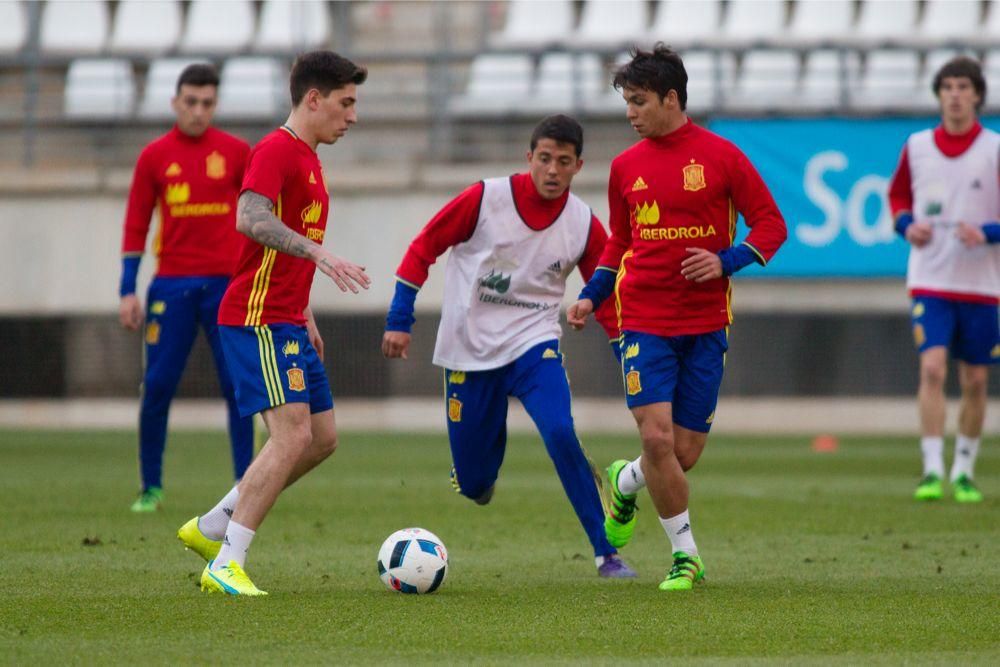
[
  {"x1": 905, "y1": 221, "x2": 933, "y2": 247},
  {"x1": 681, "y1": 247, "x2": 723, "y2": 282},
  {"x1": 567, "y1": 299, "x2": 594, "y2": 331},
  {"x1": 382, "y1": 331, "x2": 411, "y2": 359},
  {"x1": 957, "y1": 222, "x2": 986, "y2": 248},
  {"x1": 119, "y1": 294, "x2": 143, "y2": 331},
  {"x1": 314, "y1": 249, "x2": 371, "y2": 293}
]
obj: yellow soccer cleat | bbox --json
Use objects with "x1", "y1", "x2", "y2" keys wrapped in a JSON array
[
  {"x1": 200, "y1": 560, "x2": 268, "y2": 596},
  {"x1": 177, "y1": 516, "x2": 222, "y2": 563}
]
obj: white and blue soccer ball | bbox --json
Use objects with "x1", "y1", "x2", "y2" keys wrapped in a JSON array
[{"x1": 377, "y1": 527, "x2": 449, "y2": 594}]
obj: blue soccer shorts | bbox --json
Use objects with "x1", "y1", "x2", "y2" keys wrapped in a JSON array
[
  {"x1": 219, "y1": 323, "x2": 334, "y2": 418},
  {"x1": 911, "y1": 296, "x2": 1000, "y2": 365},
  {"x1": 618, "y1": 329, "x2": 728, "y2": 433}
]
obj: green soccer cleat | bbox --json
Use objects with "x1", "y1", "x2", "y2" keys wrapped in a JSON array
[
  {"x1": 130, "y1": 487, "x2": 163, "y2": 513},
  {"x1": 913, "y1": 474, "x2": 943, "y2": 501},
  {"x1": 177, "y1": 516, "x2": 222, "y2": 562},
  {"x1": 200, "y1": 560, "x2": 267, "y2": 596},
  {"x1": 604, "y1": 459, "x2": 638, "y2": 549},
  {"x1": 952, "y1": 475, "x2": 984, "y2": 503},
  {"x1": 658, "y1": 551, "x2": 705, "y2": 591}
]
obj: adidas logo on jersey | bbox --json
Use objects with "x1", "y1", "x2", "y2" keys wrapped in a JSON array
[
  {"x1": 547, "y1": 260, "x2": 562, "y2": 273},
  {"x1": 631, "y1": 176, "x2": 648, "y2": 192}
]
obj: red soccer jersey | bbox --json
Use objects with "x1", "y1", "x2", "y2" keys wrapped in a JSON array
[
  {"x1": 120, "y1": 126, "x2": 249, "y2": 276},
  {"x1": 395, "y1": 172, "x2": 619, "y2": 339},
  {"x1": 600, "y1": 119, "x2": 786, "y2": 336},
  {"x1": 218, "y1": 127, "x2": 329, "y2": 327}
]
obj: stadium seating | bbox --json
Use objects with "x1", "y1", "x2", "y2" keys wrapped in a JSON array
[
  {"x1": 527, "y1": 52, "x2": 605, "y2": 113},
  {"x1": 798, "y1": 49, "x2": 860, "y2": 111},
  {"x1": 180, "y1": 0, "x2": 255, "y2": 54},
  {"x1": 728, "y1": 50, "x2": 800, "y2": 112},
  {"x1": 722, "y1": 0, "x2": 787, "y2": 45},
  {"x1": 917, "y1": 0, "x2": 981, "y2": 45},
  {"x1": 256, "y1": 0, "x2": 330, "y2": 53},
  {"x1": 648, "y1": 0, "x2": 721, "y2": 48},
  {"x1": 575, "y1": 0, "x2": 647, "y2": 48},
  {"x1": 41, "y1": 0, "x2": 109, "y2": 55},
  {"x1": 138, "y1": 58, "x2": 212, "y2": 120},
  {"x1": 451, "y1": 54, "x2": 534, "y2": 116},
  {"x1": 787, "y1": 0, "x2": 854, "y2": 46},
  {"x1": 983, "y1": 49, "x2": 1000, "y2": 111},
  {"x1": 109, "y1": 0, "x2": 182, "y2": 55},
  {"x1": 216, "y1": 57, "x2": 288, "y2": 120},
  {"x1": 683, "y1": 50, "x2": 736, "y2": 113},
  {"x1": 64, "y1": 59, "x2": 135, "y2": 119},
  {"x1": 985, "y1": 0, "x2": 1000, "y2": 43},
  {"x1": 851, "y1": 49, "x2": 921, "y2": 110},
  {"x1": 0, "y1": 0, "x2": 26, "y2": 55},
  {"x1": 492, "y1": 0, "x2": 573, "y2": 48},
  {"x1": 853, "y1": 0, "x2": 918, "y2": 45}
]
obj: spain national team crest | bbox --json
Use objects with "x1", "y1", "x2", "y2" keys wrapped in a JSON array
[
  {"x1": 913, "y1": 324, "x2": 926, "y2": 348},
  {"x1": 205, "y1": 151, "x2": 226, "y2": 179},
  {"x1": 626, "y1": 369, "x2": 642, "y2": 396},
  {"x1": 286, "y1": 368, "x2": 306, "y2": 392},
  {"x1": 448, "y1": 397, "x2": 463, "y2": 422},
  {"x1": 683, "y1": 160, "x2": 706, "y2": 192},
  {"x1": 145, "y1": 321, "x2": 160, "y2": 345}
]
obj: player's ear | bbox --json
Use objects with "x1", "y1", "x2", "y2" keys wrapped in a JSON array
[{"x1": 526, "y1": 149, "x2": 533, "y2": 164}]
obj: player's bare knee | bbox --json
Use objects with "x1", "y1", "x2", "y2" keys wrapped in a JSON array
[
  {"x1": 313, "y1": 430, "x2": 338, "y2": 459},
  {"x1": 919, "y1": 361, "x2": 947, "y2": 389}
]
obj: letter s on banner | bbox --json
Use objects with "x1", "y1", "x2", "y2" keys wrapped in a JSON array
[{"x1": 797, "y1": 150, "x2": 846, "y2": 247}]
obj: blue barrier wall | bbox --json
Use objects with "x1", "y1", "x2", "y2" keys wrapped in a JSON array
[{"x1": 708, "y1": 117, "x2": 1000, "y2": 277}]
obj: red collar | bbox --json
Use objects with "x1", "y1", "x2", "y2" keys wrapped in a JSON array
[{"x1": 933, "y1": 122, "x2": 982, "y2": 158}]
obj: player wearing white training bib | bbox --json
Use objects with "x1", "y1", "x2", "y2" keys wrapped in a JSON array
[
  {"x1": 888, "y1": 56, "x2": 1000, "y2": 504},
  {"x1": 382, "y1": 115, "x2": 636, "y2": 578}
]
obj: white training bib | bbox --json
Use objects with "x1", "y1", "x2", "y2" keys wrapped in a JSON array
[
  {"x1": 433, "y1": 177, "x2": 592, "y2": 370},
  {"x1": 906, "y1": 128, "x2": 1000, "y2": 298}
]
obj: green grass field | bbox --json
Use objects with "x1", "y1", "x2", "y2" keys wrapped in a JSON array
[{"x1": 0, "y1": 428, "x2": 997, "y2": 664}]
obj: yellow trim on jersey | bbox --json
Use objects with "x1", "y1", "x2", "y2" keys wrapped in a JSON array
[
  {"x1": 613, "y1": 250, "x2": 634, "y2": 332},
  {"x1": 254, "y1": 325, "x2": 285, "y2": 407},
  {"x1": 244, "y1": 197, "x2": 283, "y2": 326},
  {"x1": 742, "y1": 241, "x2": 766, "y2": 266},
  {"x1": 153, "y1": 203, "x2": 163, "y2": 273},
  {"x1": 244, "y1": 248, "x2": 277, "y2": 326},
  {"x1": 725, "y1": 277, "x2": 733, "y2": 323},
  {"x1": 728, "y1": 198, "x2": 737, "y2": 244}
]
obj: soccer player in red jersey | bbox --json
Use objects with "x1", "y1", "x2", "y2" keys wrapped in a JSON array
[
  {"x1": 118, "y1": 64, "x2": 252, "y2": 513},
  {"x1": 568, "y1": 45, "x2": 787, "y2": 591},
  {"x1": 888, "y1": 57, "x2": 1000, "y2": 504},
  {"x1": 382, "y1": 115, "x2": 635, "y2": 578},
  {"x1": 177, "y1": 51, "x2": 370, "y2": 596}
]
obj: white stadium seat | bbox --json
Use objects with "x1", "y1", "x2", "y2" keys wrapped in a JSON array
[
  {"x1": 854, "y1": 0, "x2": 918, "y2": 44},
  {"x1": 451, "y1": 54, "x2": 534, "y2": 116},
  {"x1": 139, "y1": 58, "x2": 213, "y2": 120},
  {"x1": 986, "y1": 1, "x2": 1000, "y2": 44},
  {"x1": 917, "y1": 0, "x2": 981, "y2": 43},
  {"x1": 799, "y1": 49, "x2": 860, "y2": 110},
  {"x1": 110, "y1": 0, "x2": 182, "y2": 55},
  {"x1": 0, "y1": 0, "x2": 26, "y2": 55},
  {"x1": 728, "y1": 50, "x2": 800, "y2": 112},
  {"x1": 64, "y1": 59, "x2": 136, "y2": 119},
  {"x1": 576, "y1": 0, "x2": 646, "y2": 48},
  {"x1": 722, "y1": 0, "x2": 786, "y2": 45},
  {"x1": 216, "y1": 57, "x2": 287, "y2": 120},
  {"x1": 788, "y1": 0, "x2": 855, "y2": 45},
  {"x1": 528, "y1": 53, "x2": 605, "y2": 113},
  {"x1": 983, "y1": 49, "x2": 1000, "y2": 112},
  {"x1": 683, "y1": 50, "x2": 736, "y2": 113},
  {"x1": 493, "y1": 0, "x2": 573, "y2": 48},
  {"x1": 256, "y1": 0, "x2": 329, "y2": 52},
  {"x1": 180, "y1": 0, "x2": 255, "y2": 54},
  {"x1": 648, "y1": 0, "x2": 721, "y2": 47},
  {"x1": 851, "y1": 49, "x2": 921, "y2": 110},
  {"x1": 41, "y1": 0, "x2": 109, "y2": 55}
]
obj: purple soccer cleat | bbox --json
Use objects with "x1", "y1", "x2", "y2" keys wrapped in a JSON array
[{"x1": 598, "y1": 555, "x2": 637, "y2": 579}]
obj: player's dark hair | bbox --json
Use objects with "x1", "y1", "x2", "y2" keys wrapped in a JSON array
[
  {"x1": 933, "y1": 56, "x2": 986, "y2": 109},
  {"x1": 530, "y1": 114, "x2": 584, "y2": 157},
  {"x1": 613, "y1": 43, "x2": 687, "y2": 110},
  {"x1": 175, "y1": 63, "x2": 219, "y2": 94},
  {"x1": 290, "y1": 50, "x2": 367, "y2": 106}
]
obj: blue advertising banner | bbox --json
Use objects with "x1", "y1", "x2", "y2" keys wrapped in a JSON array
[{"x1": 708, "y1": 117, "x2": 1000, "y2": 277}]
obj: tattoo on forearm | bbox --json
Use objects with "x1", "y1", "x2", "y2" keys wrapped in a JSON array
[{"x1": 237, "y1": 191, "x2": 315, "y2": 258}]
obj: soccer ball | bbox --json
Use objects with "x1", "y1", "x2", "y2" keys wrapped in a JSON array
[{"x1": 377, "y1": 527, "x2": 448, "y2": 594}]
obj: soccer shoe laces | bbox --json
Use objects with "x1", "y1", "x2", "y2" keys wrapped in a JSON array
[
  {"x1": 223, "y1": 562, "x2": 255, "y2": 588},
  {"x1": 667, "y1": 554, "x2": 698, "y2": 581},
  {"x1": 610, "y1": 493, "x2": 636, "y2": 523}
]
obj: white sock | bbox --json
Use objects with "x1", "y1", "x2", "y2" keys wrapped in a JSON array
[
  {"x1": 920, "y1": 436, "x2": 945, "y2": 477},
  {"x1": 950, "y1": 434, "x2": 981, "y2": 481},
  {"x1": 212, "y1": 520, "x2": 255, "y2": 571},
  {"x1": 198, "y1": 485, "x2": 239, "y2": 540},
  {"x1": 617, "y1": 458, "x2": 646, "y2": 495},
  {"x1": 660, "y1": 510, "x2": 697, "y2": 556}
]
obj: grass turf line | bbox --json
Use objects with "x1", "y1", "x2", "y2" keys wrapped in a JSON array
[{"x1": 0, "y1": 429, "x2": 997, "y2": 663}]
